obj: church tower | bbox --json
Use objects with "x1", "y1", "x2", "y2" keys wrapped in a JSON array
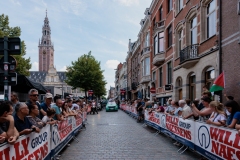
[{"x1": 38, "y1": 10, "x2": 54, "y2": 72}]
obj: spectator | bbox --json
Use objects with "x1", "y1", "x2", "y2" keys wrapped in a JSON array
[
  {"x1": 27, "y1": 104, "x2": 45, "y2": 129},
  {"x1": 136, "y1": 98, "x2": 143, "y2": 123},
  {"x1": 183, "y1": 100, "x2": 199, "y2": 120},
  {"x1": 0, "y1": 101, "x2": 19, "y2": 144},
  {"x1": 165, "y1": 99, "x2": 175, "y2": 114},
  {"x1": 202, "y1": 85, "x2": 209, "y2": 92},
  {"x1": 14, "y1": 103, "x2": 40, "y2": 135},
  {"x1": 71, "y1": 100, "x2": 80, "y2": 111},
  {"x1": 155, "y1": 102, "x2": 164, "y2": 112},
  {"x1": 26, "y1": 89, "x2": 45, "y2": 119},
  {"x1": 185, "y1": 99, "x2": 191, "y2": 106},
  {"x1": 40, "y1": 93, "x2": 53, "y2": 113},
  {"x1": 190, "y1": 97, "x2": 213, "y2": 122},
  {"x1": 42, "y1": 108, "x2": 56, "y2": 125},
  {"x1": 172, "y1": 101, "x2": 182, "y2": 116},
  {"x1": 10, "y1": 92, "x2": 19, "y2": 116},
  {"x1": 180, "y1": 100, "x2": 193, "y2": 119},
  {"x1": 224, "y1": 100, "x2": 240, "y2": 128},
  {"x1": 205, "y1": 101, "x2": 226, "y2": 126},
  {"x1": 52, "y1": 98, "x2": 65, "y2": 121}
]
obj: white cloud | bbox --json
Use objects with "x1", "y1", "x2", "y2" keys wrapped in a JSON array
[
  {"x1": 114, "y1": 0, "x2": 139, "y2": 6},
  {"x1": 10, "y1": 0, "x2": 21, "y2": 6},
  {"x1": 105, "y1": 60, "x2": 120, "y2": 69},
  {"x1": 30, "y1": 62, "x2": 39, "y2": 71},
  {"x1": 59, "y1": 66, "x2": 67, "y2": 71},
  {"x1": 60, "y1": 0, "x2": 87, "y2": 16}
]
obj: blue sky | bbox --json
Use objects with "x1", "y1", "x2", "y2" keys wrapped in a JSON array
[{"x1": 1, "y1": 0, "x2": 152, "y2": 93}]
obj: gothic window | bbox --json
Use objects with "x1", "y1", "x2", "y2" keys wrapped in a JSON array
[
  {"x1": 45, "y1": 30, "x2": 46, "y2": 35},
  {"x1": 44, "y1": 41, "x2": 46, "y2": 44},
  {"x1": 51, "y1": 76, "x2": 54, "y2": 82}
]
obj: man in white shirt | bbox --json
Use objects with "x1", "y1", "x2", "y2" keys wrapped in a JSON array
[{"x1": 179, "y1": 100, "x2": 193, "y2": 119}]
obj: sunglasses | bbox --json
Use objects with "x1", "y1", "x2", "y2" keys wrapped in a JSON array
[{"x1": 31, "y1": 94, "x2": 39, "y2": 97}]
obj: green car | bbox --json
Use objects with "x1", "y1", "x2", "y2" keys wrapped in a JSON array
[{"x1": 106, "y1": 101, "x2": 118, "y2": 112}]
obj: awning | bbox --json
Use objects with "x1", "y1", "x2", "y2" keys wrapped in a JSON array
[{"x1": 0, "y1": 74, "x2": 47, "y2": 94}]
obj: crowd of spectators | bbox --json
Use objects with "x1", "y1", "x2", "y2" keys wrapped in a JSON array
[
  {"x1": 0, "y1": 88, "x2": 87, "y2": 145},
  {"x1": 121, "y1": 85, "x2": 240, "y2": 138}
]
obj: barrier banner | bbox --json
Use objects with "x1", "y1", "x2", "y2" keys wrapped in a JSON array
[
  {"x1": 0, "y1": 125, "x2": 51, "y2": 160},
  {"x1": 82, "y1": 112, "x2": 87, "y2": 122},
  {"x1": 194, "y1": 122, "x2": 240, "y2": 160},
  {"x1": 160, "y1": 114, "x2": 194, "y2": 149},
  {"x1": 144, "y1": 111, "x2": 161, "y2": 130},
  {"x1": 51, "y1": 117, "x2": 74, "y2": 155}
]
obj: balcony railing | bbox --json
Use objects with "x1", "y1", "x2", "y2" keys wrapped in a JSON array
[
  {"x1": 141, "y1": 46, "x2": 150, "y2": 55},
  {"x1": 180, "y1": 44, "x2": 199, "y2": 63},
  {"x1": 154, "y1": 20, "x2": 165, "y2": 30},
  {"x1": 140, "y1": 75, "x2": 151, "y2": 84}
]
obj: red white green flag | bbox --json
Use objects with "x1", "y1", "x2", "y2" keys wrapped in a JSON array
[{"x1": 210, "y1": 72, "x2": 225, "y2": 92}]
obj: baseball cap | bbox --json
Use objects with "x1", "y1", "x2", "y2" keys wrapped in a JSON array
[{"x1": 45, "y1": 93, "x2": 53, "y2": 99}]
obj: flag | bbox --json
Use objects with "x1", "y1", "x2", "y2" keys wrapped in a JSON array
[{"x1": 210, "y1": 72, "x2": 225, "y2": 92}]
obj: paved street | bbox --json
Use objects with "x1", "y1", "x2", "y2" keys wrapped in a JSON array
[{"x1": 60, "y1": 110, "x2": 201, "y2": 160}]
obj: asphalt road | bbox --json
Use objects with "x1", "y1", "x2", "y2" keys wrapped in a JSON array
[{"x1": 60, "y1": 109, "x2": 201, "y2": 160}]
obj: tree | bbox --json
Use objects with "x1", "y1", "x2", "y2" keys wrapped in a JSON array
[
  {"x1": 0, "y1": 14, "x2": 31, "y2": 76},
  {"x1": 66, "y1": 51, "x2": 107, "y2": 98}
]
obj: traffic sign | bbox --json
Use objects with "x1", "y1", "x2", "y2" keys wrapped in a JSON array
[
  {"x1": 0, "y1": 37, "x2": 21, "y2": 55},
  {"x1": 0, "y1": 55, "x2": 17, "y2": 72},
  {"x1": 0, "y1": 72, "x2": 17, "y2": 86},
  {"x1": 150, "y1": 87, "x2": 156, "y2": 93}
]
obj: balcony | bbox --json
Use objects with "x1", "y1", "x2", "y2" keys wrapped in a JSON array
[
  {"x1": 180, "y1": 44, "x2": 199, "y2": 69},
  {"x1": 141, "y1": 46, "x2": 150, "y2": 61},
  {"x1": 152, "y1": 53, "x2": 165, "y2": 66},
  {"x1": 140, "y1": 75, "x2": 151, "y2": 84},
  {"x1": 153, "y1": 20, "x2": 165, "y2": 33}
]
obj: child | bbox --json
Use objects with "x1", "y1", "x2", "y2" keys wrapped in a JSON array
[{"x1": 42, "y1": 108, "x2": 57, "y2": 125}]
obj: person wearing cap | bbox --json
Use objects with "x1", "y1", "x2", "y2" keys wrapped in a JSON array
[
  {"x1": 190, "y1": 96, "x2": 213, "y2": 122},
  {"x1": 40, "y1": 93, "x2": 53, "y2": 116}
]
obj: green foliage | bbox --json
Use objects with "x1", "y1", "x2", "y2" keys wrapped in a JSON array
[
  {"x1": 66, "y1": 51, "x2": 107, "y2": 97},
  {"x1": 0, "y1": 14, "x2": 31, "y2": 76}
]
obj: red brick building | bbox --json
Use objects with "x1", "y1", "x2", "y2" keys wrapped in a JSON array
[
  {"x1": 221, "y1": 0, "x2": 240, "y2": 103},
  {"x1": 172, "y1": 0, "x2": 219, "y2": 101}
]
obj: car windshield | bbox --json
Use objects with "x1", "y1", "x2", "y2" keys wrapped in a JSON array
[{"x1": 108, "y1": 101, "x2": 116, "y2": 105}]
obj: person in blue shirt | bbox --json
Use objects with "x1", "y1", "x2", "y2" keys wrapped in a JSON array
[
  {"x1": 52, "y1": 98, "x2": 65, "y2": 121},
  {"x1": 40, "y1": 93, "x2": 53, "y2": 113},
  {"x1": 224, "y1": 100, "x2": 240, "y2": 128},
  {"x1": 14, "y1": 103, "x2": 40, "y2": 135}
]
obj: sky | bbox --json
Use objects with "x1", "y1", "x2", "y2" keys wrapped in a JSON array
[{"x1": 1, "y1": 0, "x2": 152, "y2": 94}]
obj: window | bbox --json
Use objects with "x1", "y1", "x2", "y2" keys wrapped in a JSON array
[
  {"x1": 159, "y1": 68, "x2": 162, "y2": 87},
  {"x1": 178, "y1": 30, "x2": 183, "y2": 55},
  {"x1": 141, "y1": 60, "x2": 144, "y2": 76},
  {"x1": 207, "y1": 0, "x2": 216, "y2": 38},
  {"x1": 190, "y1": 17, "x2": 197, "y2": 44},
  {"x1": 154, "y1": 36, "x2": 158, "y2": 55},
  {"x1": 178, "y1": 0, "x2": 183, "y2": 12},
  {"x1": 44, "y1": 30, "x2": 46, "y2": 35},
  {"x1": 167, "y1": 25, "x2": 172, "y2": 48},
  {"x1": 167, "y1": 61, "x2": 172, "y2": 84},
  {"x1": 189, "y1": 73, "x2": 196, "y2": 101},
  {"x1": 51, "y1": 76, "x2": 54, "y2": 82},
  {"x1": 158, "y1": 32, "x2": 164, "y2": 52},
  {"x1": 152, "y1": 71, "x2": 156, "y2": 81},
  {"x1": 44, "y1": 41, "x2": 46, "y2": 44},
  {"x1": 145, "y1": 57, "x2": 150, "y2": 75},
  {"x1": 159, "y1": 6, "x2": 163, "y2": 21},
  {"x1": 153, "y1": 18, "x2": 156, "y2": 28},
  {"x1": 145, "y1": 32, "x2": 150, "y2": 47},
  {"x1": 205, "y1": 67, "x2": 215, "y2": 90},
  {"x1": 168, "y1": 0, "x2": 172, "y2": 13}
]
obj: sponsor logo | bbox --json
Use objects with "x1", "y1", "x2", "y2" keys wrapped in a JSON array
[{"x1": 198, "y1": 125, "x2": 210, "y2": 149}]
